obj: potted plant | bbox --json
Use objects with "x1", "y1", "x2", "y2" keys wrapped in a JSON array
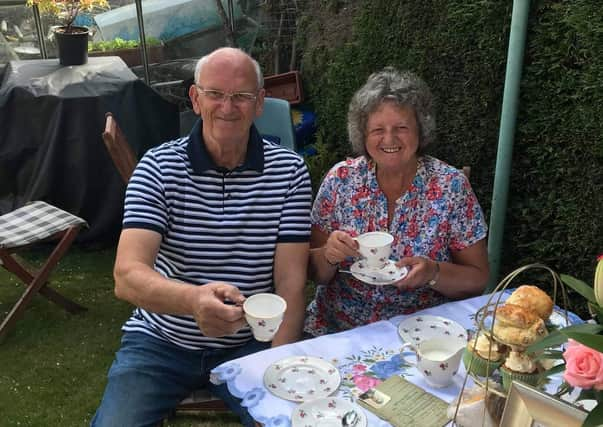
[
  {"x1": 27, "y1": 0, "x2": 109, "y2": 65},
  {"x1": 88, "y1": 37, "x2": 164, "y2": 67}
]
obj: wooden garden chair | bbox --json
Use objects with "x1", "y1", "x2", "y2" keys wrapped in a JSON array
[{"x1": 0, "y1": 201, "x2": 88, "y2": 341}]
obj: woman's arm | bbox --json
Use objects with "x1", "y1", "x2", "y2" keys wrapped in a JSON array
[
  {"x1": 308, "y1": 226, "x2": 359, "y2": 284},
  {"x1": 396, "y1": 239, "x2": 489, "y2": 298}
]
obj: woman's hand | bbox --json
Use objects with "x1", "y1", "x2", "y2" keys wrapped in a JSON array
[
  {"x1": 309, "y1": 226, "x2": 361, "y2": 285},
  {"x1": 390, "y1": 241, "x2": 488, "y2": 297},
  {"x1": 323, "y1": 230, "x2": 360, "y2": 265},
  {"x1": 393, "y1": 256, "x2": 438, "y2": 291}
]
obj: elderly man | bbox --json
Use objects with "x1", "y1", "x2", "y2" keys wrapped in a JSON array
[{"x1": 92, "y1": 47, "x2": 312, "y2": 427}]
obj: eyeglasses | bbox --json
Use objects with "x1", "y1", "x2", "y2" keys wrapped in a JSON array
[{"x1": 195, "y1": 85, "x2": 257, "y2": 104}]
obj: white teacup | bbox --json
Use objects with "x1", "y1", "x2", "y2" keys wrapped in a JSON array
[
  {"x1": 243, "y1": 293, "x2": 287, "y2": 342},
  {"x1": 401, "y1": 336, "x2": 465, "y2": 388},
  {"x1": 355, "y1": 231, "x2": 394, "y2": 270}
]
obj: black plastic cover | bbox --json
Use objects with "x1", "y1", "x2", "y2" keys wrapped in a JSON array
[{"x1": 0, "y1": 56, "x2": 180, "y2": 243}]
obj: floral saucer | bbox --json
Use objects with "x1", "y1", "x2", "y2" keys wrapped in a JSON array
[
  {"x1": 349, "y1": 259, "x2": 409, "y2": 286},
  {"x1": 397, "y1": 315, "x2": 467, "y2": 344},
  {"x1": 263, "y1": 356, "x2": 341, "y2": 402},
  {"x1": 291, "y1": 397, "x2": 368, "y2": 427}
]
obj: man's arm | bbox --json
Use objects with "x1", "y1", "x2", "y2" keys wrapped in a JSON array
[
  {"x1": 270, "y1": 241, "x2": 310, "y2": 347},
  {"x1": 113, "y1": 228, "x2": 247, "y2": 337}
]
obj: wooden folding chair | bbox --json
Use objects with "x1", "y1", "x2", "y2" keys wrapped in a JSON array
[
  {"x1": 102, "y1": 112, "x2": 138, "y2": 183},
  {"x1": 0, "y1": 201, "x2": 88, "y2": 340},
  {"x1": 462, "y1": 166, "x2": 471, "y2": 180},
  {"x1": 102, "y1": 112, "x2": 229, "y2": 415}
]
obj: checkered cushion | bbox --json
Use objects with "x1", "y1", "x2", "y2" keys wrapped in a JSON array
[{"x1": 0, "y1": 201, "x2": 87, "y2": 249}]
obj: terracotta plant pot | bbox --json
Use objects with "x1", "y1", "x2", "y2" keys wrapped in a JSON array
[
  {"x1": 264, "y1": 71, "x2": 304, "y2": 105},
  {"x1": 54, "y1": 26, "x2": 89, "y2": 66}
]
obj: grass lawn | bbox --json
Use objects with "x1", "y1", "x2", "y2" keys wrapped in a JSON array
[{"x1": 0, "y1": 244, "x2": 241, "y2": 427}]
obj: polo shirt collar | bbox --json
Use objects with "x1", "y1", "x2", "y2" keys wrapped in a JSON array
[{"x1": 187, "y1": 118, "x2": 264, "y2": 174}]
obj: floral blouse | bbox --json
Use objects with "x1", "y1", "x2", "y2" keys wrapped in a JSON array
[{"x1": 304, "y1": 155, "x2": 487, "y2": 336}]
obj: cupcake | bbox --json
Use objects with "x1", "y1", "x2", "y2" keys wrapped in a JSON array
[
  {"x1": 463, "y1": 332, "x2": 505, "y2": 377},
  {"x1": 499, "y1": 350, "x2": 541, "y2": 390}
]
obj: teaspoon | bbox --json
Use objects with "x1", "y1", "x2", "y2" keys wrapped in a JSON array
[{"x1": 342, "y1": 409, "x2": 359, "y2": 427}]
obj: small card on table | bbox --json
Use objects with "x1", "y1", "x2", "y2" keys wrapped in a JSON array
[{"x1": 358, "y1": 375, "x2": 450, "y2": 427}]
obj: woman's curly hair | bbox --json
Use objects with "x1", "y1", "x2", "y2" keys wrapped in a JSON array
[{"x1": 347, "y1": 67, "x2": 436, "y2": 158}]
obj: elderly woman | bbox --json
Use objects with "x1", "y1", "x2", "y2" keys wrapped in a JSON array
[{"x1": 305, "y1": 67, "x2": 489, "y2": 336}]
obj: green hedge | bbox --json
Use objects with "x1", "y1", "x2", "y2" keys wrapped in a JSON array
[{"x1": 298, "y1": 0, "x2": 602, "y2": 290}]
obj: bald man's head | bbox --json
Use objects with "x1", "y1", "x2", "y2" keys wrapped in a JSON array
[{"x1": 194, "y1": 48, "x2": 263, "y2": 90}]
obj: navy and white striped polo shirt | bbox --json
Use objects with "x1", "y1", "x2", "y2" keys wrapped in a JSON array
[{"x1": 121, "y1": 120, "x2": 312, "y2": 350}]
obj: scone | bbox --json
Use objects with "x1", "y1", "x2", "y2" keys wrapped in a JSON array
[
  {"x1": 506, "y1": 285, "x2": 554, "y2": 321},
  {"x1": 492, "y1": 303, "x2": 548, "y2": 348},
  {"x1": 463, "y1": 332, "x2": 505, "y2": 377},
  {"x1": 499, "y1": 350, "x2": 541, "y2": 390}
]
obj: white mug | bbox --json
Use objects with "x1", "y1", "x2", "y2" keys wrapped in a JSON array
[
  {"x1": 401, "y1": 336, "x2": 465, "y2": 388},
  {"x1": 243, "y1": 293, "x2": 287, "y2": 342},
  {"x1": 355, "y1": 231, "x2": 394, "y2": 269}
]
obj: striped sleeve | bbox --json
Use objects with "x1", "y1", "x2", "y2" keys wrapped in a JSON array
[
  {"x1": 274, "y1": 152, "x2": 312, "y2": 243},
  {"x1": 122, "y1": 149, "x2": 168, "y2": 234}
]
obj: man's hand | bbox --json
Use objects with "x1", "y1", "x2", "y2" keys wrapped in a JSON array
[{"x1": 192, "y1": 282, "x2": 247, "y2": 337}]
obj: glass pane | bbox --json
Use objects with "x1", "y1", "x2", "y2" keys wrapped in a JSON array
[
  {"x1": 0, "y1": 2, "x2": 39, "y2": 65},
  {"x1": 1, "y1": 1, "x2": 304, "y2": 115}
]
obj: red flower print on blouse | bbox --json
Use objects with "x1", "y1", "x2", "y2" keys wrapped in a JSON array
[
  {"x1": 466, "y1": 195, "x2": 475, "y2": 214},
  {"x1": 407, "y1": 222, "x2": 419, "y2": 239},
  {"x1": 319, "y1": 198, "x2": 335, "y2": 217},
  {"x1": 426, "y1": 182, "x2": 443, "y2": 200},
  {"x1": 402, "y1": 246, "x2": 414, "y2": 257},
  {"x1": 337, "y1": 167, "x2": 349, "y2": 179},
  {"x1": 351, "y1": 186, "x2": 370, "y2": 205},
  {"x1": 378, "y1": 217, "x2": 388, "y2": 229}
]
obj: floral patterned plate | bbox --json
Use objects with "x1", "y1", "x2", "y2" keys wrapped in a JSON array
[
  {"x1": 291, "y1": 397, "x2": 367, "y2": 427},
  {"x1": 350, "y1": 259, "x2": 409, "y2": 286},
  {"x1": 397, "y1": 315, "x2": 467, "y2": 344},
  {"x1": 263, "y1": 356, "x2": 341, "y2": 402}
]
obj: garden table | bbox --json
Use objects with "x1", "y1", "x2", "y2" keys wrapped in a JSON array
[
  {"x1": 0, "y1": 56, "x2": 179, "y2": 241},
  {"x1": 211, "y1": 291, "x2": 582, "y2": 427}
]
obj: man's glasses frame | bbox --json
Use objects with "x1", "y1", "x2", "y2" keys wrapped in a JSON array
[{"x1": 194, "y1": 84, "x2": 258, "y2": 104}]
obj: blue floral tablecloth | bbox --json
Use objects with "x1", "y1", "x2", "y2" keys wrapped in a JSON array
[{"x1": 210, "y1": 292, "x2": 582, "y2": 427}]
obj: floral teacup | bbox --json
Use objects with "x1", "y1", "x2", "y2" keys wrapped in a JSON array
[
  {"x1": 243, "y1": 293, "x2": 286, "y2": 342},
  {"x1": 355, "y1": 231, "x2": 394, "y2": 270}
]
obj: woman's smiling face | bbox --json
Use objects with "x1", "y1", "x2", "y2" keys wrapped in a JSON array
[{"x1": 365, "y1": 102, "x2": 420, "y2": 171}]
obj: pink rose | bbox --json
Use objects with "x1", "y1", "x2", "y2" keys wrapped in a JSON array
[
  {"x1": 352, "y1": 364, "x2": 367, "y2": 375},
  {"x1": 563, "y1": 339, "x2": 603, "y2": 390},
  {"x1": 352, "y1": 374, "x2": 381, "y2": 392}
]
